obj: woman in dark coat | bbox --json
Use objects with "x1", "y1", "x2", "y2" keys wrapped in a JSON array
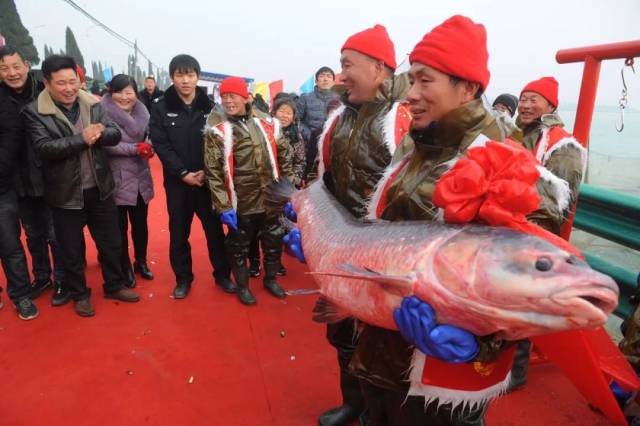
[{"x1": 101, "y1": 74, "x2": 155, "y2": 286}]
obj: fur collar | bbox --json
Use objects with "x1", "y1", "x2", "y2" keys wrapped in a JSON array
[
  {"x1": 163, "y1": 85, "x2": 212, "y2": 114},
  {"x1": 100, "y1": 94, "x2": 149, "y2": 140}
]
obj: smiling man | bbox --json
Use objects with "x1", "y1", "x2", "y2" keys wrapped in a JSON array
[
  {"x1": 0, "y1": 46, "x2": 68, "y2": 306},
  {"x1": 306, "y1": 24, "x2": 412, "y2": 426},
  {"x1": 150, "y1": 54, "x2": 233, "y2": 299},
  {"x1": 22, "y1": 55, "x2": 140, "y2": 317},
  {"x1": 203, "y1": 77, "x2": 295, "y2": 306},
  {"x1": 513, "y1": 77, "x2": 586, "y2": 234}
]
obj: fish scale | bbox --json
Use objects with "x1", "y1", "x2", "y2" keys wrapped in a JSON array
[{"x1": 287, "y1": 179, "x2": 619, "y2": 341}]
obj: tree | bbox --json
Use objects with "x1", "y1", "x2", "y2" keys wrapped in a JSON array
[
  {"x1": 0, "y1": 0, "x2": 40, "y2": 64},
  {"x1": 43, "y1": 44, "x2": 53, "y2": 59},
  {"x1": 65, "y1": 26, "x2": 84, "y2": 71}
]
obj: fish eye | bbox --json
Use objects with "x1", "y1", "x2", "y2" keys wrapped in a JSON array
[{"x1": 535, "y1": 257, "x2": 553, "y2": 272}]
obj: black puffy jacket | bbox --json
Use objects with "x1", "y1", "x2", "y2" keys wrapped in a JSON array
[{"x1": 22, "y1": 89, "x2": 121, "y2": 209}]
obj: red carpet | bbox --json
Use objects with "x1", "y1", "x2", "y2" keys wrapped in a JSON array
[{"x1": 0, "y1": 157, "x2": 614, "y2": 425}]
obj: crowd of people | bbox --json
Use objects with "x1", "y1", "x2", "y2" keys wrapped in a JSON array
[{"x1": 0, "y1": 13, "x2": 599, "y2": 426}]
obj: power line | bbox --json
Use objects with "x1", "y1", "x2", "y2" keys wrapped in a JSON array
[{"x1": 59, "y1": 0, "x2": 162, "y2": 71}]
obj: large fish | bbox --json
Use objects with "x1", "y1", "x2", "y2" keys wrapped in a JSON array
[
  {"x1": 269, "y1": 178, "x2": 639, "y2": 425},
  {"x1": 271, "y1": 178, "x2": 618, "y2": 341}
]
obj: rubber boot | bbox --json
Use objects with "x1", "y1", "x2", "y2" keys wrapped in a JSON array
[
  {"x1": 232, "y1": 264, "x2": 256, "y2": 305},
  {"x1": 263, "y1": 262, "x2": 286, "y2": 299}
]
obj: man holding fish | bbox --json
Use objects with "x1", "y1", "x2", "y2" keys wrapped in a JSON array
[{"x1": 282, "y1": 14, "x2": 608, "y2": 426}]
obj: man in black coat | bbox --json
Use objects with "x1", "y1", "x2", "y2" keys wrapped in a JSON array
[
  {"x1": 0, "y1": 78, "x2": 39, "y2": 320},
  {"x1": 149, "y1": 54, "x2": 233, "y2": 299},
  {"x1": 138, "y1": 75, "x2": 164, "y2": 112},
  {"x1": 22, "y1": 55, "x2": 140, "y2": 317},
  {"x1": 0, "y1": 45, "x2": 68, "y2": 305}
]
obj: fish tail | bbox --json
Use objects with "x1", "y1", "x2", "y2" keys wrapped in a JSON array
[{"x1": 264, "y1": 176, "x2": 297, "y2": 217}]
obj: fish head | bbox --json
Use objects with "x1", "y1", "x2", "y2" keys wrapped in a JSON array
[{"x1": 428, "y1": 226, "x2": 619, "y2": 337}]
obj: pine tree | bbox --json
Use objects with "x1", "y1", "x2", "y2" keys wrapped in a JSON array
[
  {"x1": 148, "y1": 59, "x2": 153, "y2": 77},
  {"x1": 65, "y1": 26, "x2": 84, "y2": 71},
  {"x1": 0, "y1": 0, "x2": 40, "y2": 64}
]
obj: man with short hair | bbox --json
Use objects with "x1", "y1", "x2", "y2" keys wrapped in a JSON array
[
  {"x1": 22, "y1": 55, "x2": 140, "y2": 317},
  {"x1": 0, "y1": 71, "x2": 38, "y2": 320},
  {"x1": 204, "y1": 77, "x2": 295, "y2": 305},
  {"x1": 0, "y1": 45, "x2": 68, "y2": 306},
  {"x1": 138, "y1": 75, "x2": 163, "y2": 112},
  {"x1": 150, "y1": 54, "x2": 233, "y2": 299},
  {"x1": 296, "y1": 66, "x2": 339, "y2": 179}
]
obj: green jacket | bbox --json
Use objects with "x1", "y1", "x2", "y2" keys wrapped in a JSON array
[
  {"x1": 204, "y1": 107, "x2": 294, "y2": 215},
  {"x1": 323, "y1": 75, "x2": 409, "y2": 219},
  {"x1": 513, "y1": 113, "x2": 585, "y2": 234},
  {"x1": 349, "y1": 99, "x2": 505, "y2": 392}
]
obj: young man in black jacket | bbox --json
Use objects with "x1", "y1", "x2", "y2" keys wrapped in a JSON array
[
  {"x1": 149, "y1": 54, "x2": 233, "y2": 299},
  {"x1": 22, "y1": 55, "x2": 140, "y2": 317},
  {"x1": 0, "y1": 80, "x2": 38, "y2": 320},
  {"x1": 0, "y1": 45, "x2": 68, "y2": 306}
]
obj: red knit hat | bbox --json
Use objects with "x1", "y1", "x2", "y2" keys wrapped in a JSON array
[
  {"x1": 341, "y1": 24, "x2": 397, "y2": 70},
  {"x1": 409, "y1": 15, "x2": 490, "y2": 91},
  {"x1": 521, "y1": 76, "x2": 559, "y2": 108},
  {"x1": 220, "y1": 77, "x2": 249, "y2": 99}
]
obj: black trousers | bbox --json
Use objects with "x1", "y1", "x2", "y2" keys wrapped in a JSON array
[
  {"x1": 50, "y1": 188, "x2": 126, "y2": 301},
  {"x1": 0, "y1": 190, "x2": 32, "y2": 302},
  {"x1": 326, "y1": 318, "x2": 366, "y2": 413},
  {"x1": 118, "y1": 193, "x2": 149, "y2": 265},
  {"x1": 360, "y1": 381, "x2": 487, "y2": 426},
  {"x1": 164, "y1": 181, "x2": 230, "y2": 284},
  {"x1": 18, "y1": 195, "x2": 64, "y2": 283},
  {"x1": 225, "y1": 213, "x2": 284, "y2": 271}
]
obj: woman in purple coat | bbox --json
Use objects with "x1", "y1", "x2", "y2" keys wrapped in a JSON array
[{"x1": 101, "y1": 74, "x2": 155, "y2": 287}]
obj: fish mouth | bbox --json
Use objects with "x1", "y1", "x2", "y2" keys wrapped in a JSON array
[{"x1": 550, "y1": 284, "x2": 619, "y2": 321}]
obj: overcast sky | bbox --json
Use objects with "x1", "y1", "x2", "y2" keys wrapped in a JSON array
[{"x1": 14, "y1": 0, "x2": 640, "y2": 105}]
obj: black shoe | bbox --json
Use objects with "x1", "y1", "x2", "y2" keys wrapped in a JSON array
[
  {"x1": 248, "y1": 261, "x2": 261, "y2": 278},
  {"x1": 123, "y1": 263, "x2": 136, "y2": 288},
  {"x1": 277, "y1": 264, "x2": 286, "y2": 276},
  {"x1": 30, "y1": 278, "x2": 53, "y2": 299},
  {"x1": 173, "y1": 282, "x2": 191, "y2": 299},
  {"x1": 51, "y1": 282, "x2": 72, "y2": 306},
  {"x1": 134, "y1": 260, "x2": 154, "y2": 280},
  {"x1": 263, "y1": 279, "x2": 286, "y2": 299},
  {"x1": 237, "y1": 286, "x2": 256, "y2": 305},
  {"x1": 16, "y1": 297, "x2": 39, "y2": 321},
  {"x1": 215, "y1": 276, "x2": 237, "y2": 294},
  {"x1": 318, "y1": 405, "x2": 361, "y2": 426}
]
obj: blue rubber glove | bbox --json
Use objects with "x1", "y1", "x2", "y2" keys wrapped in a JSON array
[
  {"x1": 393, "y1": 296, "x2": 479, "y2": 363},
  {"x1": 283, "y1": 227, "x2": 305, "y2": 263},
  {"x1": 219, "y1": 209, "x2": 238, "y2": 232},
  {"x1": 284, "y1": 202, "x2": 297, "y2": 222},
  {"x1": 610, "y1": 380, "x2": 633, "y2": 408}
]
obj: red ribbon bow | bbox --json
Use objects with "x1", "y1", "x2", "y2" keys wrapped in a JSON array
[{"x1": 433, "y1": 141, "x2": 583, "y2": 258}]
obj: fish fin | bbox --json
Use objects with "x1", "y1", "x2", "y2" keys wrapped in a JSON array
[
  {"x1": 264, "y1": 176, "x2": 297, "y2": 217},
  {"x1": 286, "y1": 289, "x2": 321, "y2": 296},
  {"x1": 312, "y1": 297, "x2": 351, "y2": 324},
  {"x1": 308, "y1": 263, "x2": 413, "y2": 289}
]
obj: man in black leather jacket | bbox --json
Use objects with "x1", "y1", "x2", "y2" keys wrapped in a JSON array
[{"x1": 22, "y1": 55, "x2": 140, "y2": 317}]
